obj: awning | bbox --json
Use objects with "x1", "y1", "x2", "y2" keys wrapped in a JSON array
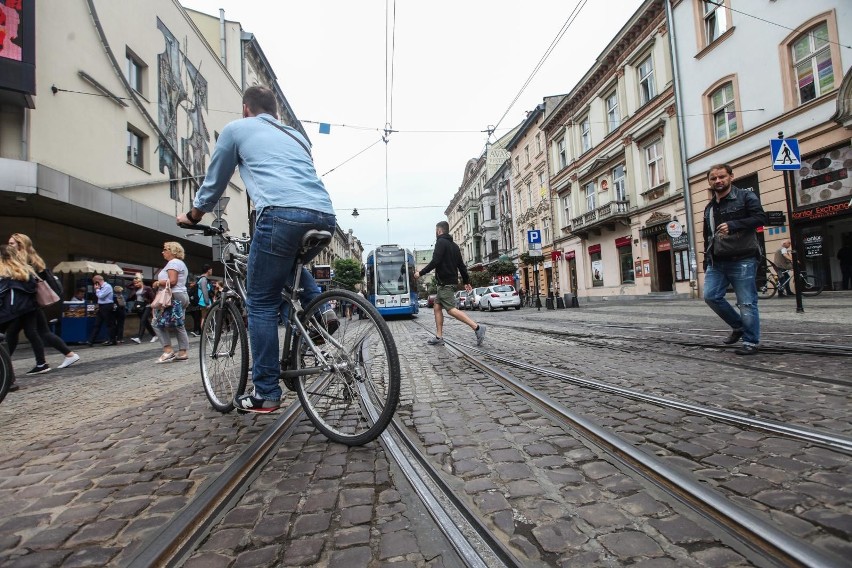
[{"x1": 53, "y1": 261, "x2": 125, "y2": 275}]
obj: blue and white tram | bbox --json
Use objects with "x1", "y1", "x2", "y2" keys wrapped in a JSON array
[{"x1": 365, "y1": 245, "x2": 419, "y2": 317}]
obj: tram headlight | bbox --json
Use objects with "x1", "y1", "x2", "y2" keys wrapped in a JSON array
[
  {"x1": 376, "y1": 299, "x2": 385, "y2": 306},
  {"x1": 401, "y1": 297, "x2": 408, "y2": 303}
]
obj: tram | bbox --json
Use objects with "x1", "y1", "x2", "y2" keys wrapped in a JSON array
[{"x1": 364, "y1": 245, "x2": 419, "y2": 317}]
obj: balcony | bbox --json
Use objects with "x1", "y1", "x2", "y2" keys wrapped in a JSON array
[{"x1": 571, "y1": 200, "x2": 630, "y2": 237}]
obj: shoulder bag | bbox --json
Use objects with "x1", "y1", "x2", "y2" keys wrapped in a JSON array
[
  {"x1": 150, "y1": 281, "x2": 173, "y2": 309},
  {"x1": 708, "y1": 206, "x2": 758, "y2": 259},
  {"x1": 35, "y1": 276, "x2": 61, "y2": 307}
]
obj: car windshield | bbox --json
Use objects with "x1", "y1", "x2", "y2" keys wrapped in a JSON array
[
  {"x1": 493, "y1": 285, "x2": 514, "y2": 292},
  {"x1": 475, "y1": 288, "x2": 487, "y2": 295}
]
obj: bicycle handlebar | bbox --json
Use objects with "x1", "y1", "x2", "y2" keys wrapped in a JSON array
[{"x1": 178, "y1": 222, "x2": 224, "y2": 237}]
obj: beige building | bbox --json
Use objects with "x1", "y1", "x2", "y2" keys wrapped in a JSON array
[
  {"x1": 670, "y1": 0, "x2": 851, "y2": 292},
  {"x1": 542, "y1": 0, "x2": 689, "y2": 301},
  {"x1": 0, "y1": 1, "x2": 323, "y2": 290}
]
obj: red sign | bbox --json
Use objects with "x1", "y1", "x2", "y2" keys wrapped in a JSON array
[
  {"x1": 588, "y1": 244, "x2": 601, "y2": 255},
  {"x1": 656, "y1": 240, "x2": 672, "y2": 252},
  {"x1": 634, "y1": 259, "x2": 643, "y2": 277},
  {"x1": 792, "y1": 200, "x2": 850, "y2": 222},
  {"x1": 497, "y1": 274, "x2": 514, "y2": 285},
  {"x1": 615, "y1": 236, "x2": 632, "y2": 248},
  {"x1": 564, "y1": 250, "x2": 576, "y2": 260}
]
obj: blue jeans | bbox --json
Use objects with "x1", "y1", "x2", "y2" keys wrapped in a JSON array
[
  {"x1": 704, "y1": 258, "x2": 760, "y2": 346},
  {"x1": 247, "y1": 207, "x2": 336, "y2": 401}
]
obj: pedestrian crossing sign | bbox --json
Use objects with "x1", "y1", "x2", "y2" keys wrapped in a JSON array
[{"x1": 770, "y1": 138, "x2": 801, "y2": 171}]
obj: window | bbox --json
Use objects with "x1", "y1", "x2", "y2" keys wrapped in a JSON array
[
  {"x1": 606, "y1": 91, "x2": 620, "y2": 133},
  {"x1": 514, "y1": 156, "x2": 520, "y2": 175},
  {"x1": 585, "y1": 181, "x2": 596, "y2": 212},
  {"x1": 490, "y1": 204, "x2": 496, "y2": 220},
  {"x1": 674, "y1": 249, "x2": 690, "y2": 281},
  {"x1": 562, "y1": 195, "x2": 573, "y2": 226},
  {"x1": 557, "y1": 138, "x2": 567, "y2": 169},
  {"x1": 543, "y1": 218, "x2": 551, "y2": 245},
  {"x1": 711, "y1": 83, "x2": 737, "y2": 142},
  {"x1": 645, "y1": 140, "x2": 665, "y2": 187},
  {"x1": 524, "y1": 145, "x2": 530, "y2": 166},
  {"x1": 638, "y1": 56, "x2": 656, "y2": 105},
  {"x1": 127, "y1": 125, "x2": 146, "y2": 168},
  {"x1": 791, "y1": 22, "x2": 834, "y2": 104},
  {"x1": 125, "y1": 50, "x2": 145, "y2": 94},
  {"x1": 590, "y1": 251, "x2": 603, "y2": 287},
  {"x1": 619, "y1": 247, "x2": 634, "y2": 284},
  {"x1": 526, "y1": 182, "x2": 533, "y2": 209},
  {"x1": 538, "y1": 172, "x2": 546, "y2": 197},
  {"x1": 703, "y1": 0, "x2": 728, "y2": 44},
  {"x1": 580, "y1": 116, "x2": 591, "y2": 153},
  {"x1": 535, "y1": 133, "x2": 542, "y2": 155},
  {"x1": 612, "y1": 164, "x2": 627, "y2": 201}
]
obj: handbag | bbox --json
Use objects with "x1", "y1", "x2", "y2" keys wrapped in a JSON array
[
  {"x1": 35, "y1": 277, "x2": 60, "y2": 307},
  {"x1": 150, "y1": 281, "x2": 172, "y2": 309}
]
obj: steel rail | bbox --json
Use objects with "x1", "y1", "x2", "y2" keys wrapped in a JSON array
[
  {"x1": 125, "y1": 398, "x2": 307, "y2": 568},
  {"x1": 358, "y1": 382, "x2": 521, "y2": 568},
  {"x1": 445, "y1": 338, "x2": 846, "y2": 568},
  {"x1": 467, "y1": 344, "x2": 852, "y2": 454}
]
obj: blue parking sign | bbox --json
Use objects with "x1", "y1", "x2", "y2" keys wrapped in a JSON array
[{"x1": 527, "y1": 230, "x2": 541, "y2": 244}]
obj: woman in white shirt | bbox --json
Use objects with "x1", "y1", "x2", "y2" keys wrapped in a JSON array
[{"x1": 153, "y1": 241, "x2": 190, "y2": 363}]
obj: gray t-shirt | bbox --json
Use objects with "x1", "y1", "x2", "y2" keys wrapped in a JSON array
[{"x1": 158, "y1": 259, "x2": 188, "y2": 293}]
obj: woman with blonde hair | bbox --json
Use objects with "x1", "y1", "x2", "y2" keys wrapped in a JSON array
[
  {"x1": 152, "y1": 241, "x2": 190, "y2": 363},
  {"x1": 0, "y1": 244, "x2": 48, "y2": 379},
  {"x1": 6, "y1": 233, "x2": 80, "y2": 371}
]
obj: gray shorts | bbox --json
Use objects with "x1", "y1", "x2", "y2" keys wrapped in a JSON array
[{"x1": 436, "y1": 286, "x2": 456, "y2": 310}]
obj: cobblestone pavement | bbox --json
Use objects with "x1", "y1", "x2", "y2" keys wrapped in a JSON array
[{"x1": 0, "y1": 294, "x2": 849, "y2": 566}]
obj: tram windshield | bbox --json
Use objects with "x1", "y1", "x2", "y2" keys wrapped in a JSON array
[{"x1": 376, "y1": 249, "x2": 408, "y2": 295}]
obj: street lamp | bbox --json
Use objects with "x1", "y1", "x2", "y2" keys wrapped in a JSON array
[{"x1": 352, "y1": 208, "x2": 359, "y2": 218}]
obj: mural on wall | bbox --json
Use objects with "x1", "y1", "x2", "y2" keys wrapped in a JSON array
[
  {"x1": 157, "y1": 18, "x2": 210, "y2": 202},
  {"x1": 0, "y1": 0, "x2": 23, "y2": 61}
]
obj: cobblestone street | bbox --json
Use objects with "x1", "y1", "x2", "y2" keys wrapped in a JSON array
[{"x1": 1, "y1": 293, "x2": 850, "y2": 566}]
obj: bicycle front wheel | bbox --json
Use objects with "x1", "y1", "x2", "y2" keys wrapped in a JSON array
[
  {"x1": 294, "y1": 289, "x2": 400, "y2": 446},
  {"x1": 798, "y1": 274, "x2": 823, "y2": 296},
  {"x1": 200, "y1": 300, "x2": 249, "y2": 412},
  {"x1": 0, "y1": 344, "x2": 13, "y2": 404}
]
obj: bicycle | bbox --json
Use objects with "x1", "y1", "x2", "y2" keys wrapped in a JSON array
[
  {"x1": 758, "y1": 255, "x2": 823, "y2": 299},
  {"x1": 0, "y1": 335, "x2": 12, "y2": 404},
  {"x1": 182, "y1": 222, "x2": 401, "y2": 446}
]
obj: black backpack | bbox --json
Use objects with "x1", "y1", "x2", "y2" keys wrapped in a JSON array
[{"x1": 0, "y1": 278, "x2": 38, "y2": 325}]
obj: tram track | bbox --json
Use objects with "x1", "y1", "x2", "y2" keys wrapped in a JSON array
[
  {"x1": 443, "y1": 336, "x2": 848, "y2": 568},
  {"x1": 489, "y1": 322, "x2": 852, "y2": 386}
]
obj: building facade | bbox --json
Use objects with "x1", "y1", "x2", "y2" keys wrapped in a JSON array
[
  {"x1": 542, "y1": 0, "x2": 688, "y2": 301},
  {"x1": 671, "y1": 0, "x2": 851, "y2": 291}
]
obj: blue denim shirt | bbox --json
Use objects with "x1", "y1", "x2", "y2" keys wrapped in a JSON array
[{"x1": 193, "y1": 114, "x2": 334, "y2": 217}]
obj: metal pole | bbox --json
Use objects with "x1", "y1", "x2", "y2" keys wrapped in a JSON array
[
  {"x1": 778, "y1": 142, "x2": 804, "y2": 313},
  {"x1": 665, "y1": 0, "x2": 699, "y2": 298},
  {"x1": 534, "y1": 262, "x2": 541, "y2": 311}
]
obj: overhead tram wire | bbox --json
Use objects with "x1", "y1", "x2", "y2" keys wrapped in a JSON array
[
  {"x1": 383, "y1": 0, "x2": 397, "y2": 244},
  {"x1": 491, "y1": 0, "x2": 589, "y2": 134}
]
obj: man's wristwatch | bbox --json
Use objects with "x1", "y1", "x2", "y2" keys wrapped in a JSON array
[{"x1": 186, "y1": 209, "x2": 201, "y2": 224}]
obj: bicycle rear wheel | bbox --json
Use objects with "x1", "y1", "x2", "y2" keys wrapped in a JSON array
[
  {"x1": 200, "y1": 300, "x2": 249, "y2": 412},
  {"x1": 798, "y1": 274, "x2": 823, "y2": 296},
  {"x1": 0, "y1": 344, "x2": 13, "y2": 404},
  {"x1": 757, "y1": 275, "x2": 777, "y2": 299},
  {"x1": 294, "y1": 289, "x2": 400, "y2": 446}
]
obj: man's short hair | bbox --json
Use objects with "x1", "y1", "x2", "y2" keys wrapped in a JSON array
[
  {"x1": 707, "y1": 163, "x2": 733, "y2": 179},
  {"x1": 436, "y1": 221, "x2": 450, "y2": 234},
  {"x1": 202, "y1": 264, "x2": 212, "y2": 273},
  {"x1": 243, "y1": 86, "x2": 278, "y2": 117}
]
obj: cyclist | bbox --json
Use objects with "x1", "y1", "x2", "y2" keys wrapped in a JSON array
[
  {"x1": 772, "y1": 239, "x2": 793, "y2": 297},
  {"x1": 178, "y1": 86, "x2": 336, "y2": 413}
]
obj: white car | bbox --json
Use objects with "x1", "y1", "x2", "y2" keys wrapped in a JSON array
[
  {"x1": 418, "y1": 298, "x2": 428, "y2": 308},
  {"x1": 467, "y1": 287, "x2": 488, "y2": 310},
  {"x1": 479, "y1": 285, "x2": 521, "y2": 311}
]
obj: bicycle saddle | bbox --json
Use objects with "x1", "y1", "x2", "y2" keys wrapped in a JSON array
[{"x1": 298, "y1": 230, "x2": 332, "y2": 262}]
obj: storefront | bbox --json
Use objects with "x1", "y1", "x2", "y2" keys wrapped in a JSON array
[{"x1": 791, "y1": 142, "x2": 852, "y2": 290}]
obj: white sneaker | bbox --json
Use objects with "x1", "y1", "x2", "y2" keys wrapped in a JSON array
[
  {"x1": 150, "y1": 337, "x2": 159, "y2": 343},
  {"x1": 131, "y1": 337, "x2": 141, "y2": 344},
  {"x1": 57, "y1": 353, "x2": 81, "y2": 369}
]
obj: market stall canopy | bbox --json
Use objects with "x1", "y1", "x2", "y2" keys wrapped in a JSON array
[{"x1": 53, "y1": 261, "x2": 124, "y2": 275}]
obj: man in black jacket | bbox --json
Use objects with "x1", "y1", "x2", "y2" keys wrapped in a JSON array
[
  {"x1": 414, "y1": 221, "x2": 485, "y2": 346},
  {"x1": 702, "y1": 164, "x2": 767, "y2": 356}
]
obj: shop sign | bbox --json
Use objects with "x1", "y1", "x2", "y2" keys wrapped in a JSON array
[
  {"x1": 656, "y1": 237, "x2": 671, "y2": 252},
  {"x1": 497, "y1": 274, "x2": 514, "y2": 285},
  {"x1": 671, "y1": 234, "x2": 689, "y2": 250},
  {"x1": 766, "y1": 211, "x2": 787, "y2": 226},
  {"x1": 564, "y1": 250, "x2": 576, "y2": 260},
  {"x1": 614, "y1": 236, "x2": 632, "y2": 248},
  {"x1": 588, "y1": 244, "x2": 601, "y2": 255},
  {"x1": 666, "y1": 220, "x2": 683, "y2": 238},
  {"x1": 794, "y1": 144, "x2": 852, "y2": 207},
  {"x1": 803, "y1": 235, "x2": 823, "y2": 258},
  {"x1": 792, "y1": 199, "x2": 850, "y2": 222}
]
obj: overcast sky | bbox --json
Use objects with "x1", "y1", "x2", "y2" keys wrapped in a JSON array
[{"x1": 180, "y1": 0, "x2": 646, "y2": 257}]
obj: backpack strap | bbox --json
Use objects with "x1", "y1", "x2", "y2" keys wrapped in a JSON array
[{"x1": 259, "y1": 118, "x2": 312, "y2": 159}]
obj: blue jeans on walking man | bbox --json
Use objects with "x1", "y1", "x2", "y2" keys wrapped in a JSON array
[
  {"x1": 246, "y1": 207, "x2": 336, "y2": 403},
  {"x1": 703, "y1": 257, "x2": 760, "y2": 346}
]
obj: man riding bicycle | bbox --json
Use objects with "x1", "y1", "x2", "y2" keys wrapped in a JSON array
[{"x1": 178, "y1": 86, "x2": 336, "y2": 413}]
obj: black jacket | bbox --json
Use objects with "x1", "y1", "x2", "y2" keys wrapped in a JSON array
[
  {"x1": 420, "y1": 233, "x2": 469, "y2": 286},
  {"x1": 703, "y1": 185, "x2": 767, "y2": 265},
  {"x1": 0, "y1": 276, "x2": 38, "y2": 324}
]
